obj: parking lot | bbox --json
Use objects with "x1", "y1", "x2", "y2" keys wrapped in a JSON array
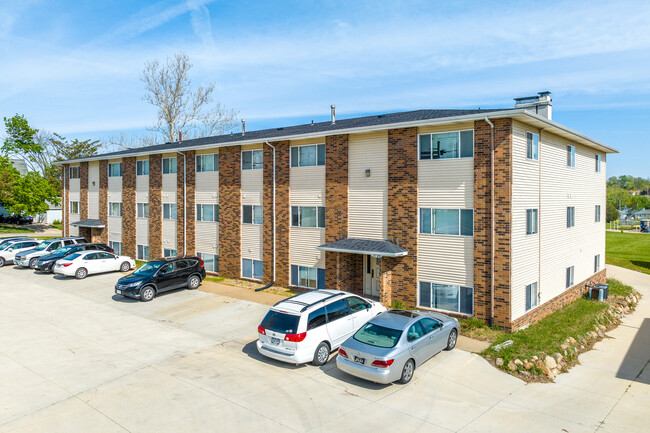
[{"x1": 0, "y1": 265, "x2": 648, "y2": 432}]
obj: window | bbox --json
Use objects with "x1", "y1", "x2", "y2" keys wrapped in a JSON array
[
  {"x1": 137, "y1": 203, "x2": 149, "y2": 218},
  {"x1": 595, "y1": 205, "x2": 601, "y2": 223},
  {"x1": 526, "y1": 209, "x2": 539, "y2": 235},
  {"x1": 162, "y1": 157, "x2": 177, "y2": 174},
  {"x1": 595, "y1": 154, "x2": 601, "y2": 172},
  {"x1": 163, "y1": 203, "x2": 177, "y2": 220},
  {"x1": 594, "y1": 254, "x2": 601, "y2": 273},
  {"x1": 567, "y1": 206, "x2": 575, "y2": 228},
  {"x1": 69, "y1": 201, "x2": 79, "y2": 214},
  {"x1": 291, "y1": 206, "x2": 325, "y2": 228},
  {"x1": 137, "y1": 245, "x2": 149, "y2": 261},
  {"x1": 290, "y1": 265, "x2": 325, "y2": 289},
  {"x1": 567, "y1": 145, "x2": 575, "y2": 167},
  {"x1": 325, "y1": 299, "x2": 350, "y2": 322},
  {"x1": 526, "y1": 132, "x2": 539, "y2": 160},
  {"x1": 197, "y1": 252, "x2": 219, "y2": 273},
  {"x1": 69, "y1": 166, "x2": 80, "y2": 179},
  {"x1": 136, "y1": 160, "x2": 149, "y2": 176},
  {"x1": 307, "y1": 307, "x2": 327, "y2": 330},
  {"x1": 347, "y1": 297, "x2": 369, "y2": 313},
  {"x1": 525, "y1": 282, "x2": 538, "y2": 311},
  {"x1": 196, "y1": 204, "x2": 219, "y2": 222},
  {"x1": 418, "y1": 281, "x2": 474, "y2": 315},
  {"x1": 242, "y1": 205, "x2": 263, "y2": 225},
  {"x1": 242, "y1": 149, "x2": 263, "y2": 170},
  {"x1": 163, "y1": 248, "x2": 177, "y2": 258},
  {"x1": 196, "y1": 154, "x2": 219, "y2": 172},
  {"x1": 108, "y1": 162, "x2": 122, "y2": 177},
  {"x1": 419, "y1": 208, "x2": 473, "y2": 236},
  {"x1": 419, "y1": 130, "x2": 473, "y2": 160},
  {"x1": 420, "y1": 317, "x2": 442, "y2": 334},
  {"x1": 108, "y1": 202, "x2": 122, "y2": 217},
  {"x1": 109, "y1": 241, "x2": 122, "y2": 255},
  {"x1": 406, "y1": 321, "x2": 425, "y2": 342},
  {"x1": 291, "y1": 144, "x2": 326, "y2": 167},
  {"x1": 242, "y1": 258, "x2": 263, "y2": 280},
  {"x1": 566, "y1": 266, "x2": 574, "y2": 288}
]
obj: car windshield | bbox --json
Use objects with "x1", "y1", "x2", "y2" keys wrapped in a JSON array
[
  {"x1": 33, "y1": 241, "x2": 52, "y2": 251},
  {"x1": 133, "y1": 262, "x2": 164, "y2": 276},
  {"x1": 53, "y1": 245, "x2": 77, "y2": 255},
  {"x1": 260, "y1": 310, "x2": 300, "y2": 334},
  {"x1": 0, "y1": 243, "x2": 14, "y2": 251},
  {"x1": 353, "y1": 323, "x2": 403, "y2": 348},
  {"x1": 65, "y1": 253, "x2": 83, "y2": 261}
]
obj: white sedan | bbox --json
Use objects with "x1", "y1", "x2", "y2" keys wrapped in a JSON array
[{"x1": 53, "y1": 250, "x2": 135, "y2": 279}]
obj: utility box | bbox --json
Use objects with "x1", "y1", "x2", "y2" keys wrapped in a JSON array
[{"x1": 591, "y1": 283, "x2": 609, "y2": 301}]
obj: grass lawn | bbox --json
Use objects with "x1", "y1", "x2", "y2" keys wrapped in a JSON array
[
  {"x1": 606, "y1": 231, "x2": 650, "y2": 275},
  {"x1": 0, "y1": 225, "x2": 34, "y2": 234},
  {"x1": 51, "y1": 223, "x2": 63, "y2": 230}
]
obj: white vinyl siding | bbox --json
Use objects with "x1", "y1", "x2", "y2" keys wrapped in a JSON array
[
  {"x1": 196, "y1": 221, "x2": 218, "y2": 255},
  {"x1": 289, "y1": 227, "x2": 325, "y2": 269},
  {"x1": 136, "y1": 219, "x2": 149, "y2": 246},
  {"x1": 417, "y1": 236, "x2": 473, "y2": 288},
  {"x1": 290, "y1": 165, "x2": 325, "y2": 206},
  {"x1": 241, "y1": 224, "x2": 263, "y2": 261},
  {"x1": 241, "y1": 168, "x2": 263, "y2": 205},
  {"x1": 108, "y1": 216, "x2": 122, "y2": 242},
  {"x1": 240, "y1": 145, "x2": 264, "y2": 262},
  {"x1": 162, "y1": 220, "x2": 176, "y2": 253},
  {"x1": 348, "y1": 131, "x2": 388, "y2": 240}
]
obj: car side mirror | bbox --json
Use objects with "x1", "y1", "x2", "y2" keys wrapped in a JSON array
[{"x1": 7, "y1": 248, "x2": 13, "y2": 252}]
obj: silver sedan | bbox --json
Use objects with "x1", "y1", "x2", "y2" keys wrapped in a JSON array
[{"x1": 336, "y1": 309, "x2": 460, "y2": 384}]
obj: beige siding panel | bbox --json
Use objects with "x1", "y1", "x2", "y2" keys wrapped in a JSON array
[
  {"x1": 417, "y1": 235, "x2": 473, "y2": 287},
  {"x1": 107, "y1": 176, "x2": 122, "y2": 202},
  {"x1": 69, "y1": 191, "x2": 80, "y2": 201},
  {"x1": 162, "y1": 173, "x2": 176, "y2": 194},
  {"x1": 418, "y1": 158, "x2": 474, "y2": 208},
  {"x1": 136, "y1": 219, "x2": 149, "y2": 245},
  {"x1": 196, "y1": 171, "x2": 219, "y2": 202},
  {"x1": 241, "y1": 169, "x2": 263, "y2": 205},
  {"x1": 69, "y1": 212, "x2": 80, "y2": 236},
  {"x1": 136, "y1": 191, "x2": 149, "y2": 203},
  {"x1": 88, "y1": 162, "x2": 99, "y2": 219},
  {"x1": 290, "y1": 137, "x2": 325, "y2": 146},
  {"x1": 348, "y1": 131, "x2": 388, "y2": 240},
  {"x1": 108, "y1": 216, "x2": 122, "y2": 241},
  {"x1": 290, "y1": 165, "x2": 325, "y2": 206},
  {"x1": 241, "y1": 143, "x2": 263, "y2": 151},
  {"x1": 241, "y1": 224, "x2": 263, "y2": 261},
  {"x1": 162, "y1": 220, "x2": 177, "y2": 251},
  {"x1": 418, "y1": 122, "x2": 474, "y2": 135},
  {"x1": 289, "y1": 227, "x2": 325, "y2": 268},
  {"x1": 69, "y1": 178, "x2": 80, "y2": 193},
  {"x1": 195, "y1": 221, "x2": 219, "y2": 255}
]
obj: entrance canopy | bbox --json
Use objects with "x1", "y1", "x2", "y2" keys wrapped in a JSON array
[
  {"x1": 70, "y1": 219, "x2": 105, "y2": 229},
  {"x1": 316, "y1": 238, "x2": 407, "y2": 257}
]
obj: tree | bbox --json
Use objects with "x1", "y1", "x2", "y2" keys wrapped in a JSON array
[
  {"x1": 0, "y1": 155, "x2": 21, "y2": 208},
  {"x1": 606, "y1": 202, "x2": 619, "y2": 223},
  {"x1": 141, "y1": 52, "x2": 238, "y2": 143}
]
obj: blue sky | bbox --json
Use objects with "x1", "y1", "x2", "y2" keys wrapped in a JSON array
[{"x1": 1, "y1": 0, "x2": 649, "y2": 177}]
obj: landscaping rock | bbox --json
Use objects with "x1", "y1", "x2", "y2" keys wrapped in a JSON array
[
  {"x1": 544, "y1": 355, "x2": 557, "y2": 370},
  {"x1": 568, "y1": 337, "x2": 577, "y2": 345},
  {"x1": 531, "y1": 355, "x2": 538, "y2": 362},
  {"x1": 597, "y1": 330, "x2": 605, "y2": 338},
  {"x1": 551, "y1": 368, "x2": 560, "y2": 376},
  {"x1": 496, "y1": 358, "x2": 504, "y2": 367},
  {"x1": 514, "y1": 359, "x2": 523, "y2": 366},
  {"x1": 561, "y1": 343, "x2": 569, "y2": 351},
  {"x1": 553, "y1": 353, "x2": 563, "y2": 363},
  {"x1": 524, "y1": 361, "x2": 534, "y2": 370},
  {"x1": 507, "y1": 361, "x2": 517, "y2": 371},
  {"x1": 536, "y1": 359, "x2": 553, "y2": 379}
]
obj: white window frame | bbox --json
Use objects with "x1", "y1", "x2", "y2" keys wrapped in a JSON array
[
  {"x1": 526, "y1": 209, "x2": 539, "y2": 235},
  {"x1": 163, "y1": 203, "x2": 177, "y2": 220},
  {"x1": 566, "y1": 266, "x2": 574, "y2": 288},
  {"x1": 196, "y1": 204, "x2": 219, "y2": 222},
  {"x1": 418, "y1": 130, "x2": 474, "y2": 161},
  {"x1": 417, "y1": 280, "x2": 474, "y2": 316},
  {"x1": 241, "y1": 149, "x2": 263, "y2": 170},
  {"x1": 108, "y1": 202, "x2": 122, "y2": 217},
  {"x1": 196, "y1": 154, "x2": 219, "y2": 172},
  {"x1": 163, "y1": 248, "x2": 177, "y2": 258},
  {"x1": 595, "y1": 205, "x2": 601, "y2": 223},
  {"x1": 595, "y1": 154, "x2": 601, "y2": 172},
  {"x1": 162, "y1": 157, "x2": 177, "y2": 174},
  {"x1": 291, "y1": 206, "x2": 325, "y2": 228},
  {"x1": 567, "y1": 145, "x2": 575, "y2": 167},
  {"x1": 137, "y1": 244, "x2": 149, "y2": 261},
  {"x1": 526, "y1": 131, "x2": 539, "y2": 160},
  {"x1": 137, "y1": 203, "x2": 150, "y2": 218},
  {"x1": 525, "y1": 282, "x2": 539, "y2": 311},
  {"x1": 295, "y1": 265, "x2": 318, "y2": 289},
  {"x1": 69, "y1": 166, "x2": 80, "y2": 179},
  {"x1": 197, "y1": 252, "x2": 219, "y2": 273},
  {"x1": 136, "y1": 160, "x2": 149, "y2": 176},
  {"x1": 108, "y1": 162, "x2": 122, "y2": 177},
  {"x1": 109, "y1": 241, "x2": 122, "y2": 255},
  {"x1": 242, "y1": 205, "x2": 263, "y2": 225},
  {"x1": 241, "y1": 258, "x2": 263, "y2": 280},
  {"x1": 69, "y1": 201, "x2": 79, "y2": 214},
  {"x1": 567, "y1": 206, "x2": 575, "y2": 228},
  {"x1": 419, "y1": 208, "x2": 474, "y2": 237},
  {"x1": 290, "y1": 143, "x2": 326, "y2": 167}
]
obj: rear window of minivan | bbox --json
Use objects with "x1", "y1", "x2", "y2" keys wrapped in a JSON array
[{"x1": 261, "y1": 310, "x2": 301, "y2": 334}]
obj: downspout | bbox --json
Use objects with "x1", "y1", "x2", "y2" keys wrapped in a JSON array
[
  {"x1": 485, "y1": 116, "x2": 495, "y2": 327},
  {"x1": 255, "y1": 140, "x2": 276, "y2": 290},
  {"x1": 176, "y1": 150, "x2": 187, "y2": 255}
]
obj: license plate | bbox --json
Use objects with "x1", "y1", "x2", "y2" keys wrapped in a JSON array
[
  {"x1": 116, "y1": 290, "x2": 122, "y2": 294},
  {"x1": 271, "y1": 337, "x2": 281, "y2": 345},
  {"x1": 354, "y1": 356, "x2": 366, "y2": 365}
]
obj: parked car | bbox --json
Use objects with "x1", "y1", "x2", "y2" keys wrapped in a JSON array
[
  {"x1": 256, "y1": 290, "x2": 387, "y2": 366},
  {"x1": 14, "y1": 237, "x2": 87, "y2": 269},
  {"x1": 0, "y1": 214, "x2": 33, "y2": 225},
  {"x1": 35, "y1": 243, "x2": 113, "y2": 273},
  {"x1": 114, "y1": 256, "x2": 206, "y2": 302},
  {"x1": 53, "y1": 250, "x2": 135, "y2": 279},
  {"x1": 0, "y1": 236, "x2": 33, "y2": 248},
  {"x1": 336, "y1": 309, "x2": 460, "y2": 384},
  {"x1": 0, "y1": 239, "x2": 41, "y2": 267}
]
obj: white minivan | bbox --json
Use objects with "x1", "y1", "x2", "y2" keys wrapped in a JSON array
[{"x1": 256, "y1": 290, "x2": 386, "y2": 366}]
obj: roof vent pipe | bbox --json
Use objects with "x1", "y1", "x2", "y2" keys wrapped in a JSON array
[
  {"x1": 331, "y1": 105, "x2": 335, "y2": 124},
  {"x1": 241, "y1": 119, "x2": 246, "y2": 136},
  {"x1": 178, "y1": 130, "x2": 182, "y2": 142}
]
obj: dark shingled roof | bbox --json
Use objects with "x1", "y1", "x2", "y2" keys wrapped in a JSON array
[
  {"x1": 78, "y1": 108, "x2": 511, "y2": 161},
  {"x1": 70, "y1": 219, "x2": 105, "y2": 228},
  {"x1": 317, "y1": 238, "x2": 408, "y2": 257}
]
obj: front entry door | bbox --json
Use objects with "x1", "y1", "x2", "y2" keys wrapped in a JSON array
[{"x1": 363, "y1": 255, "x2": 381, "y2": 298}]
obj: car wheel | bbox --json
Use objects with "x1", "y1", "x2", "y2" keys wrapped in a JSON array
[
  {"x1": 312, "y1": 342, "x2": 330, "y2": 366},
  {"x1": 187, "y1": 275, "x2": 201, "y2": 289},
  {"x1": 119, "y1": 262, "x2": 130, "y2": 272},
  {"x1": 75, "y1": 267, "x2": 88, "y2": 279},
  {"x1": 399, "y1": 359, "x2": 415, "y2": 384},
  {"x1": 0, "y1": 257, "x2": 4, "y2": 267},
  {"x1": 445, "y1": 329, "x2": 458, "y2": 351},
  {"x1": 140, "y1": 286, "x2": 155, "y2": 302},
  {"x1": 29, "y1": 258, "x2": 38, "y2": 269}
]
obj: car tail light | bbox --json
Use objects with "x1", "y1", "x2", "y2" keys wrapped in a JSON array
[
  {"x1": 197, "y1": 257, "x2": 204, "y2": 268},
  {"x1": 62, "y1": 263, "x2": 73, "y2": 267},
  {"x1": 109, "y1": 248, "x2": 114, "y2": 253},
  {"x1": 284, "y1": 332, "x2": 307, "y2": 342},
  {"x1": 257, "y1": 325, "x2": 266, "y2": 335},
  {"x1": 338, "y1": 348, "x2": 349, "y2": 359},
  {"x1": 371, "y1": 359, "x2": 394, "y2": 368}
]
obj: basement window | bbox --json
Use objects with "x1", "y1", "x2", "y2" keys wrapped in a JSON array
[
  {"x1": 242, "y1": 258, "x2": 263, "y2": 280},
  {"x1": 566, "y1": 266, "x2": 574, "y2": 288},
  {"x1": 525, "y1": 282, "x2": 538, "y2": 311}
]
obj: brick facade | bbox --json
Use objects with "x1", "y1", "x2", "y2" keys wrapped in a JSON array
[
  {"x1": 385, "y1": 127, "x2": 418, "y2": 307},
  {"x1": 185, "y1": 151, "x2": 196, "y2": 255},
  {"x1": 263, "y1": 141, "x2": 290, "y2": 286},
  {"x1": 98, "y1": 160, "x2": 108, "y2": 243},
  {"x1": 176, "y1": 154, "x2": 186, "y2": 255},
  {"x1": 148, "y1": 155, "x2": 162, "y2": 258},
  {"x1": 63, "y1": 164, "x2": 69, "y2": 236},
  {"x1": 219, "y1": 146, "x2": 241, "y2": 278},
  {"x1": 473, "y1": 118, "x2": 513, "y2": 328},
  {"x1": 121, "y1": 157, "x2": 136, "y2": 258},
  {"x1": 80, "y1": 162, "x2": 88, "y2": 220}
]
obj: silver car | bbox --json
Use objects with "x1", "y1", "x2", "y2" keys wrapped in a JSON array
[{"x1": 336, "y1": 309, "x2": 460, "y2": 384}]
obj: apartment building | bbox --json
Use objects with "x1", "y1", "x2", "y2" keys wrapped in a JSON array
[{"x1": 59, "y1": 92, "x2": 617, "y2": 330}]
